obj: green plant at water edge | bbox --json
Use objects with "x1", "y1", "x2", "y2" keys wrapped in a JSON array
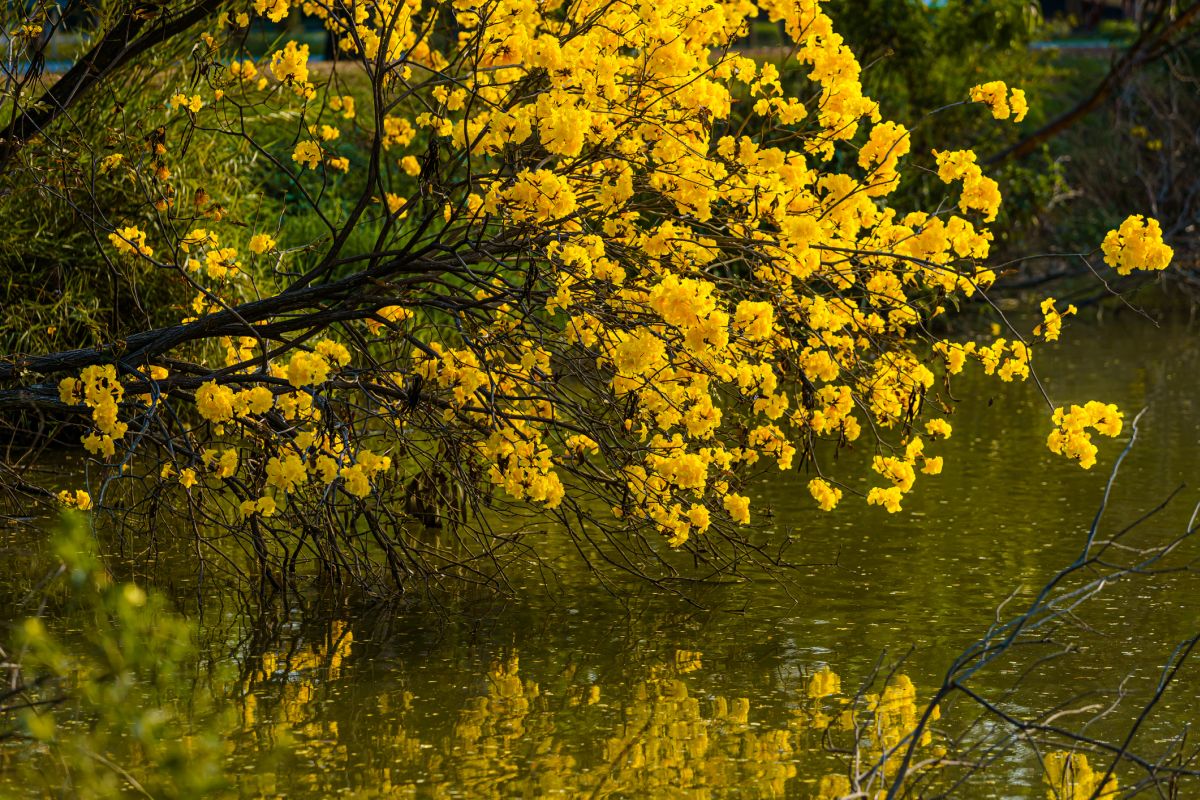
[{"x1": 3, "y1": 512, "x2": 229, "y2": 798}]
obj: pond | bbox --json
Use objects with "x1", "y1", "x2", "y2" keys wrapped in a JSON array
[{"x1": 3, "y1": 314, "x2": 1199, "y2": 798}]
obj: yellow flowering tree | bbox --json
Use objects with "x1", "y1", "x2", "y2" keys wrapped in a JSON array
[{"x1": 0, "y1": 0, "x2": 1175, "y2": 587}]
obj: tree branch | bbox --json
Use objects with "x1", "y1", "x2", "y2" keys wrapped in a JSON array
[
  {"x1": 0, "y1": 0, "x2": 225, "y2": 165},
  {"x1": 987, "y1": 1, "x2": 1200, "y2": 166}
]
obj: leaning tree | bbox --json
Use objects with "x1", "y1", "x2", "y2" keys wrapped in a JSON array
[{"x1": 0, "y1": 0, "x2": 1174, "y2": 590}]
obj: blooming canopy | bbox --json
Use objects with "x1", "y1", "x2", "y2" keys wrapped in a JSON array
[{"x1": 11, "y1": 0, "x2": 1171, "y2": 583}]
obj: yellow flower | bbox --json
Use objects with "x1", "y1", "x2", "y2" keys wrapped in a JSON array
[
  {"x1": 733, "y1": 300, "x2": 774, "y2": 341},
  {"x1": 613, "y1": 330, "x2": 666, "y2": 377},
  {"x1": 171, "y1": 93, "x2": 203, "y2": 113},
  {"x1": 315, "y1": 455, "x2": 339, "y2": 483},
  {"x1": 485, "y1": 169, "x2": 578, "y2": 223},
  {"x1": 285, "y1": 351, "x2": 331, "y2": 387},
  {"x1": 233, "y1": 386, "x2": 274, "y2": 416},
  {"x1": 254, "y1": 0, "x2": 289, "y2": 22},
  {"x1": 229, "y1": 59, "x2": 258, "y2": 82},
  {"x1": 1009, "y1": 88, "x2": 1028, "y2": 122},
  {"x1": 658, "y1": 452, "x2": 708, "y2": 490},
  {"x1": 330, "y1": 95, "x2": 355, "y2": 119},
  {"x1": 969, "y1": 81, "x2": 1011, "y2": 119},
  {"x1": 1101, "y1": 215, "x2": 1173, "y2": 275},
  {"x1": 933, "y1": 150, "x2": 1002, "y2": 222},
  {"x1": 269, "y1": 40, "x2": 309, "y2": 85},
  {"x1": 195, "y1": 381, "x2": 235, "y2": 423},
  {"x1": 382, "y1": 116, "x2": 416, "y2": 149},
  {"x1": 203, "y1": 246, "x2": 241, "y2": 279},
  {"x1": 872, "y1": 455, "x2": 915, "y2": 492},
  {"x1": 365, "y1": 305, "x2": 412, "y2": 334},
  {"x1": 339, "y1": 464, "x2": 370, "y2": 497},
  {"x1": 292, "y1": 141, "x2": 322, "y2": 170},
  {"x1": 565, "y1": 434, "x2": 600, "y2": 456},
  {"x1": 315, "y1": 339, "x2": 351, "y2": 366},
  {"x1": 924, "y1": 419, "x2": 952, "y2": 439},
  {"x1": 204, "y1": 448, "x2": 239, "y2": 479},
  {"x1": 57, "y1": 489, "x2": 93, "y2": 510},
  {"x1": 968, "y1": 81, "x2": 1027, "y2": 122},
  {"x1": 266, "y1": 454, "x2": 307, "y2": 493},
  {"x1": 723, "y1": 493, "x2": 750, "y2": 524},
  {"x1": 1034, "y1": 297, "x2": 1077, "y2": 342},
  {"x1": 58, "y1": 376, "x2": 81, "y2": 405},
  {"x1": 108, "y1": 225, "x2": 153, "y2": 258},
  {"x1": 248, "y1": 233, "x2": 276, "y2": 254},
  {"x1": 867, "y1": 486, "x2": 904, "y2": 513},
  {"x1": 385, "y1": 193, "x2": 408, "y2": 216},
  {"x1": 240, "y1": 496, "x2": 277, "y2": 517},
  {"x1": 1046, "y1": 402, "x2": 1123, "y2": 469},
  {"x1": 99, "y1": 153, "x2": 124, "y2": 173},
  {"x1": 808, "y1": 478, "x2": 841, "y2": 511},
  {"x1": 82, "y1": 433, "x2": 116, "y2": 458}
]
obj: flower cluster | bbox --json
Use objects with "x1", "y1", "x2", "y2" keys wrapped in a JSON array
[
  {"x1": 59, "y1": 365, "x2": 128, "y2": 458},
  {"x1": 194, "y1": 381, "x2": 273, "y2": 424},
  {"x1": 57, "y1": 489, "x2": 93, "y2": 510},
  {"x1": 108, "y1": 226, "x2": 153, "y2": 259},
  {"x1": 1043, "y1": 751, "x2": 1119, "y2": 800},
  {"x1": 1101, "y1": 214, "x2": 1174, "y2": 275},
  {"x1": 365, "y1": 305, "x2": 412, "y2": 335},
  {"x1": 1035, "y1": 298, "x2": 1077, "y2": 342},
  {"x1": 969, "y1": 81, "x2": 1028, "y2": 122},
  {"x1": 934, "y1": 150, "x2": 1002, "y2": 222},
  {"x1": 171, "y1": 93, "x2": 203, "y2": 113},
  {"x1": 866, "y1": 437, "x2": 942, "y2": 513},
  {"x1": 1047, "y1": 402, "x2": 1124, "y2": 470},
  {"x1": 268, "y1": 40, "x2": 314, "y2": 98},
  {"x1": 248, "y1": 233, "x2": 276, "y2": 254},
  {"x1": 808, "y1": 478, "x2": 842, "y2": 512}
]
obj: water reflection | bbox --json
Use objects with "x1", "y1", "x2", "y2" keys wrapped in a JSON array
[
  {"x1": 1042, "y1": 751, "x2": 1119, "y2": 800},
  {"x1": 4, "y1": 318, "x2": 1200, "y2": 799},
  {"x1": 224, "y1": 613, "x2": 938, "y2": 798}
]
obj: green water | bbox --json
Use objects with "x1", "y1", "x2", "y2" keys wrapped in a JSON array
[{"x1": 3, "y1": 316, "x2": 1200, "y2": 797}]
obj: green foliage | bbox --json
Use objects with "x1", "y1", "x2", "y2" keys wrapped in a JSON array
[
  {"x1": 825, "y1": 0, "x2": 1040, "y2": 113},
  {"x1": 1039, "y1": 50, "x2": 1200, "y2": 262},
  {"x1": 5, "y1": 513, "x2": 230, "y2": 798},
  {"x1": 818, "y1": 1, "x2": 1197, "y2": 267},
  {"x1": 0, "y1": 87, "x2": 259, "y2": 355},
  {"x1": 818, "y1": 0, "x2": 1064, "y2": 243},
  {"x1": 0, "y1": 44, "x2": 394, "y2": 358}
]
